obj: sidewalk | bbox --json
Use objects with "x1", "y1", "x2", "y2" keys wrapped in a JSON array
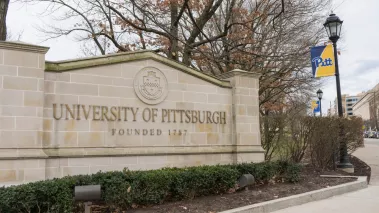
[
  {"x1": 273, "y1": 141, "x2": 379, "y2": 213},
  {"x1": 272, "y1": 185, "x2": 379, "y2": 213},
  {"x1": 354, "y1": 141, "x2": 379, "y2": 185}
]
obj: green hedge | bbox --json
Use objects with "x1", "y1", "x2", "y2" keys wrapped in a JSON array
[{"x1": 0, "y1": 161, "x2": 301, "y2": 213}]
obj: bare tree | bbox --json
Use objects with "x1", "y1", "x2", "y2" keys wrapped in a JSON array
[
  {"x1": 19, "y1": 0, "x2": 328, "y2": 129},
  {"x1": 0, "y1": 0, "x2": 10, "y2": 40},
  {"x1": 197, "y1": 0, "x2": 329, "y2": 94},
  {"x1": 18, "y1": 1, "x2": 298, "y2": 68},
  {"x1": 6, "y1": 29, "x2": 24, "y2": 41},
  {"x1": 260, "y1": 93, "x2": 314, "y2": 161}
]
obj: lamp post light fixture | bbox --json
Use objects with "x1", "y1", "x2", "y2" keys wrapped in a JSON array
[
  {"x1": 317, "y1": 89, "x2": 323, "y2": 117},
  {"x1": 323, "y1": 13, "x2": 354, "y2": 173}
]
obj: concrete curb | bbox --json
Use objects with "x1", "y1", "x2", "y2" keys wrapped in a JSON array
[{"x1": 219, "y1": 176, "x2": 367, "y2": 213}]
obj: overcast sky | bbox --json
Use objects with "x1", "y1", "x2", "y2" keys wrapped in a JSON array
[{"x1": 7, "y1": 0, "x2": 379, "y2": 114}]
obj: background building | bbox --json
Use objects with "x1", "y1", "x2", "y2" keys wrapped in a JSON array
[
  {"x1": 353, "y1": 83, "x2": 379, "y2": 130},
  {"x1": 353, "y1": 94, "x2": 371, "y2": 120},
  {"x1": 333, "y1": 94, "x2": 347, "y2": 116},
  {"x1": 345, "y1": 95, "x2": 359, "y2": 116},
  {"x1": 334, "y1": 94, "x2": 346, "y2": 116},
  {"x1": 327, "y1": 101, "x2": 336, "y2": 116},
  {"x1": 332, "y1": 93, "x2": 365, "y2": 117},
  {"x1": 333, "y1": 94, "x2": 364, "y2": 117}
]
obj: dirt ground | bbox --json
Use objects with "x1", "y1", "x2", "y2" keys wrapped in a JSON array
[
  {"x1": 90, "y1": 164, "x2": 361, "y2": 213},
  {"x1": 125, "y1": 166, "x2": 356, "y2": 213},
  {"x1": 89, "y1": 153, "x2": 373, "y2": 213}
]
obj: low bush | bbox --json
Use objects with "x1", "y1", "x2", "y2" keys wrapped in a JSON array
[
  {"x1": 308, "y1": 116, "x2": 364, "y2": 170},
  {"x1": 262, "y1": 114, "x2": 364, "y2": 170},
  {"x1": 0, "y1": 161, "x2": 301, "y2": 213}
]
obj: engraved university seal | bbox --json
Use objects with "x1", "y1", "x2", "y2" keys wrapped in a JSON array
[{"x1": 134, "y1": 67, "x2": 168, "y2": 105}]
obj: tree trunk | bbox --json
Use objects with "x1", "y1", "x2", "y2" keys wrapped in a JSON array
[
  {"x1": 168, "y1": 1, "x2": 179, "y2": 61},
  {"x1": 263, "y1": 109, "x2": 270, "y2": 161},
  {"x1": 0, "y1": 0, "x2": 10, "y2": 41}
]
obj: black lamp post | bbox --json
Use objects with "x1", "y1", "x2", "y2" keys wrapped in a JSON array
[
  {"x1": 317, "y1": 89, "x2": 323, "y2": 117},
  {"x1": 323, "y1": 13, "x2": 354, "y2": 172}
]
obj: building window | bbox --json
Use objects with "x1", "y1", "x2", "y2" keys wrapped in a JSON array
[
  {"x1": 346, "y1": 98, "x2": 358, "y2": 102},
  {"x1": 347, "y1": 108, "x2": 352, "y2": 111},
  {"x1": 347, "y1": 103, "x2": 353, "y2": 106},
  {"x1": 348, "y1": 112, "x2": 353, "y2": 115}
]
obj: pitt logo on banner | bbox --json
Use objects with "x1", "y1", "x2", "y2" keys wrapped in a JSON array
[
  {"x1": 311, "y1": 44, "x2": 335, "y2": 77},
  {"x1": 311, "y1": 100, "x2": 320, "y2": 113}
]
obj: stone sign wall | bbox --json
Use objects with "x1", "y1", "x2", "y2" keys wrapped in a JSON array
[{"x1": 0, "y1": 41, "x2": 263, "y2": 184}]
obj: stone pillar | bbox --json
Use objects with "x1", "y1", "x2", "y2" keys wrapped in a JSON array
[
  {"x1": 0, "y1": 41, "x2": 49, "y2": 183},
  {"x1": 219, "y1": 69, "x2": 264, "y2": 163}
]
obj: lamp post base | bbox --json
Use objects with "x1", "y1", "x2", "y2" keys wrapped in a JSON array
[{"x1": 337, "y1": 162, "x2": 354, "y2": 173}]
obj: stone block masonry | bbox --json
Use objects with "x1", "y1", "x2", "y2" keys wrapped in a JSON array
[{"x1": 0, "y1": 41, "x2": 264, "y2": 184}]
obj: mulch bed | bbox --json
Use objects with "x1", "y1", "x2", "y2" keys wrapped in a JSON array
[
  {"x1": 91, "y1": 156, "x2": 371, "y2": 213},
  {"x1": 350, "y1": 155, "x2": 371, "y2": 183},
  {"x1": 124, "y1": 166, "x2": 355, "y2": 213}
]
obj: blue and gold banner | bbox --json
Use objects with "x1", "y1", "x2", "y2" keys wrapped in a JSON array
[
  {"x1": 311, "y1": 100, "x2": 320, "y2": 113},
  {"x1": 311, "y1": 44, "x2": 335, "y2": 77}
]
